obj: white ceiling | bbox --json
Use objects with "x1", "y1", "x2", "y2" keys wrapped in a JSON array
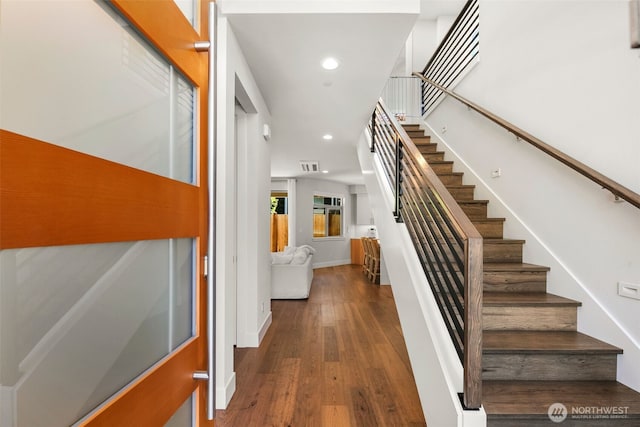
[
  {"x1": 420, "y1": 0, "x2": 466, "y2": 20},
  {"x1": 219, "y1": 0, "x2": 463, "y2": 185}
]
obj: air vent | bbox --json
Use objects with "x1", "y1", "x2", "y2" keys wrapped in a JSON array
[{"x1": 300, "y1": 161, "x2": 320, "y2": 173}]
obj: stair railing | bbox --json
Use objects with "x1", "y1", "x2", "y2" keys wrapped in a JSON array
[
  {"x1": 369, "y1": 99, "x2": 483, "y2": 409},
  {"x1": 421, "y1": 0, "x2": 479, "y2": 116},
  {"x1": 414, "y1": 73, "x2": 640, "y2": 210}
]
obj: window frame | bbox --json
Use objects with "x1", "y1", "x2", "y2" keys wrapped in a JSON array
[{"x1": 312, "y1": 193, "x2": 345, "y2": 241}]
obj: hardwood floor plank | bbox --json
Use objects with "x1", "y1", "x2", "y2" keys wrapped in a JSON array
[
  {"x1": 264, "y1": 358, "x2": 301, "y2": 426},
  {"x1": 321, "y1": 405, "x2": 350, "y2": 427},
  {"x1": 367, "y1": 367, "x2": 408, "y2": 424},
  {"x1": 323, "y1": 326, "x2": 340, "y2": 362},
  {"x1": 215, "y1": 265, "x2": 427, "y2": 426},
  {"x1": 350, "y1": 387, "x2": 379, "y2": 426},
  {"x1": 322, "y1": 362, "x2": 347, "y2": 405}
]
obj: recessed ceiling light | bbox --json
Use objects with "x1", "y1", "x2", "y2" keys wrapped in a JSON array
[
  {"x1": 322, "y1": 170, "x2": 329, "y2": 174},
  {"x1": 322, "y1": 134, "x2": 333, "y2": 140},
  {"x1": 322, "y1": 57, "x2": 339, "y2": 70}
]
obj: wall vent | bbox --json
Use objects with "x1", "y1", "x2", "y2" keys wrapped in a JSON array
[{"x1": 300, "y1": 161, "x2": 320, "y2": 173}]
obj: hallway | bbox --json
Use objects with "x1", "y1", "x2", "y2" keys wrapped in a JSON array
[{"x1": 215, "y1": 265, "x2": 427, "y2": 426}]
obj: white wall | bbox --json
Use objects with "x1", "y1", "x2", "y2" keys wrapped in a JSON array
[
  {"x1": 294, "y1": 178, "x2": 353, "y2": 268},
  {"x1": 424, "y1": 0, "x2": 640, "y2": 392},
  {"x1": 403, "y1": 14, "x2": 456, "y2": 75},
  {"x1": 436, "y1": 15, "x2": 455, "y2": 43},
  {"x1": 216, "y1": 16, "x2": 272, "y2": 408},
  {"x1": 407, "y1": 19, "x2": 439, "y2": 74}
]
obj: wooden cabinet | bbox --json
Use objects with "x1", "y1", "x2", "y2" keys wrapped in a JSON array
[{"x1": 351, "y1": 238, "x2": 364, "y2": 265}]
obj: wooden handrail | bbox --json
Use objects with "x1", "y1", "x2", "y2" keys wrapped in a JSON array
[
  {"x1": 414, "y1": 73, "x2": 640, "y2": 210},
  {"x1": 379, "y1": 99, "x2": 482, "y2": 241},
  {"x1": 374, "y1": 98, "x2": 483, "y2": 409}
]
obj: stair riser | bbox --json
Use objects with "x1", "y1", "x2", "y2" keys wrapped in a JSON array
[
  {"x1": 460, "y1": 203, "x2": 488, "y2": 220},
  {"x1": 484, "y1": 242, "x2": 523, "y2": 263},
  {"x1": 483, "y1": 306, "x2": 577, "y2": 331},
  {"x1": 422, "y1": 152, "x2": 445, "y2": 162},
  {"x1": 473, "y1": 221, "x2": 504, "y2": 239},
  {"x1": 484, "y1": 271, "x2": 547, "y2": 293},
  {"x1": 406, "y1": 130, "x2": 427, "y2": 138},
  {"x1": 428, "y1": 162, "x2": 454, "y2": 174},
  {"x1": 416, "y1": 142, "x2": 437, "y2": 153},
  {"x1": 437, "y1": 174, "x2": 463, "y2": 186},
  {"x1": 447, "y1": 186, "x2": 475, "y2": 200},
  {"x1": 483, "y1": 354, "x2": 618, "y2": 381}
]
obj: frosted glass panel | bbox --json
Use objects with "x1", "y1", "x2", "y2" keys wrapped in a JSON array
[
  {"x1": 165, "y1": 393, "x2": 194, "y2": 427},
  {"x1": 0, "y1": 239, "x2": 194, "y2": 427},
  {"x1": 0, "y1": 0, "x2": 195, "y2": 183},
  {"x1": 173, "y1": 74, "x2": 196, "y2": 183},
  {"x1": 171, "y1": 239, "x2": 194, "y2": 349}
]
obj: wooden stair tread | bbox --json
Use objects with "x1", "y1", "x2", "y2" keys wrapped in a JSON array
[
  {"x1": 484, "y1": 262, "x2": 550, "y2": 272},
  {"x1": 426, "y1": 160, "x2": 454, "y2": 165},
  {"x1": 471, "y1": 217, "x2": 505, "y2": 223},
  {"x1": 414, "y1": 140, "x2": 436, "y2": 146},
  {"x1": 484, "y1": 331, "x2": 623, "y2": 354},
  {"x1": 446, "y1": 184, "x2": 475, "y2": 189},
  {"x1": 484, "y1": 380, "x2": 640, "y2": 418},
  {"x1": 484, "y1": 292, "x2": 581, "y2": 307},
  {"x1": 484, "y1": 238, "x2": 526, "y2": 245},
  {"x1": 458, "y1": 199, "x2": 489, "y2": 206},
  {"x1": 445, "y1": 184, "x2": 475, "y2": 192}
]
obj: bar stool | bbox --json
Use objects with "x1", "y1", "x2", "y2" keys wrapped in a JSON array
[
  {"x1": 368, "y1": 239, "x2": 381, "y2": 284},
  {"x1": 361, "y1": 237, "x2": 372, "y2": 277}
]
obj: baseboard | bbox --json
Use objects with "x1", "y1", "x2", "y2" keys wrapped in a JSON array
[
  {"x1": 216, "y1": 372, "x2": 236, "y2": 409},
  {"x1": 1, "y1": 386, "x2": 15, "y2": 427},
  {"x1": 258, "y1": 311, "x2": 272, "y2": 345},
  {"x1": 312, "y1": 258, "x2": 351, "y2": 269},
  {"x1": 237, "y1": 311, "x2": 272, "y2": 348}
]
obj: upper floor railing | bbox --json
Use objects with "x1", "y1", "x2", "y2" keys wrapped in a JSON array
[
  {"x1": 369, "y1": 99, "x2": 483, "y2": 409},
  {"x1": 421, "y1": 0, "x2": 479, "y2": 115},
  {"x1": 380, "y1": 76, "x2": 422, "y2": 122}
]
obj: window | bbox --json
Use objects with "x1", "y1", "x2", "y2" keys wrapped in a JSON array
[
  {"x1": 271, "y1": 193, "x2": 288, "y2": 215},
  {"x1": 313, "y1": 195, "x2": 343, "y2": 238},
  {"x1": 271, "y1": 192, "x2": 288, "y2": 252}
]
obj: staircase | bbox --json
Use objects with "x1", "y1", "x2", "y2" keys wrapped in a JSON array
[{"x1": 401, "y1": 124, "x2": 640, "y2": 426}]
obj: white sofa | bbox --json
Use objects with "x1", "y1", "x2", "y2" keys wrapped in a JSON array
[{"x1": 271, "y1": 245, "x2": 315, "y2": 299}]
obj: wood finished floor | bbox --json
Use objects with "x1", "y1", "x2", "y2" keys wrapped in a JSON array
[{"x1": 215, "y1": 265, "x2": 427, "y2": 426}]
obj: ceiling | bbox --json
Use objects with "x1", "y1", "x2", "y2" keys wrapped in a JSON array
[{"x1": 218, "y1": 0, "x2": 463, "y2": 185}]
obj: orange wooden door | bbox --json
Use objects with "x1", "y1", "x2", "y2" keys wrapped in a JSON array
[{"x1": 0, "y1": 0, "x2": 212, "y2": 425}]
